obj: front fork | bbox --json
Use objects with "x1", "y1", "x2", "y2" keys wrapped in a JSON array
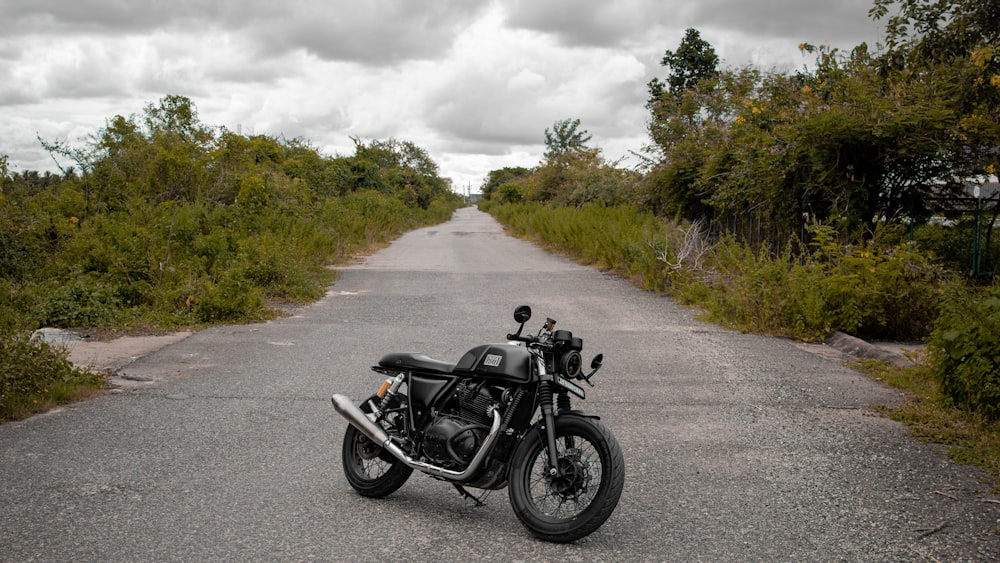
[{"x1": 535, "y1": 356, "x2": 562, "y2": 474}]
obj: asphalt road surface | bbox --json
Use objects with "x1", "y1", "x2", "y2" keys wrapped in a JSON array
[{"x1": 2, "y1": 207, "x2": 998, "y2": 562}]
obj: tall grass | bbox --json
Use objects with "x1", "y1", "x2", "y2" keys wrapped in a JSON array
[
  {"x1": 2, "y1": 190, "x2": 459, "y2": 332},
  {"x1": 482, "y1": 201, "x2": 673, "y2": 292},
  {"x1": 481, "y1": 201, "x2": 954, "y2": 342}
]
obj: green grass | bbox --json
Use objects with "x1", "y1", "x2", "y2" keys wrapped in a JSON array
[{"x1": 482, "y1": 201, "x2": 951, "y2": 342}]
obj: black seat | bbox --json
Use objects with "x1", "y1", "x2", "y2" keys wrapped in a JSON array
[{"x1": 377, "y1": 352, "x2": 455, "y2": 375}]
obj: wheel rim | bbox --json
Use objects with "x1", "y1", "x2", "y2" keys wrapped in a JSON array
[
  {"x1": 527, "y1": 436, "x2": 603, "y2": 519},
  {"x1": 349, "y1": 432, "x2": 394, "y2": 481}
]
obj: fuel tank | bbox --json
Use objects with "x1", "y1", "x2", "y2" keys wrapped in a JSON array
[{"x1": 452, "y1": 343, "x2": 531, "y2": 383}]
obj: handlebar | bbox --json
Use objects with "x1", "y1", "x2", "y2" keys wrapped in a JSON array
[
  {"x1": 507, "y1": 314, "x2": 558, "y2": 348},
  {"x1": 506, "y1": 332, "x2": 555, "y2": 351},
  {"x1": 506, "y1": 333, "x2": 537, "y2": 344}
]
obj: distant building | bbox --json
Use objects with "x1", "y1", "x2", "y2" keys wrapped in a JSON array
[
  {"x1": 926, "y1": 181, "x2": 999, "y2": 225},
  {"x1": 970, "y1": 181, "x2": 1000, "y2": 201}
]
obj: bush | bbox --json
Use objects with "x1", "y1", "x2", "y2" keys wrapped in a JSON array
[
  {"x1": 193, "y1": 274, "x2": 266, "y2": 323},
  {"x1": 929, "y1": 286, "x2": 1000, "y2": 421},
  {"x1": 0, "y1": 328, "x2": 104, "y2": 422},
  {"x1": 0, "y1": 227, "x2": 46, "y2": 279},
  {"x1": 41, "y1": 282, "x2": 122, "y2": 328},
  {"x1": 485, "y1": 203, "x2": 952, "y2": 342},
  {"x1": 0, "y1": 99, "x2": 466, "y2": 423},
  {"x1": 668, "y1": 222, "x2": 954, "y2": 341}
]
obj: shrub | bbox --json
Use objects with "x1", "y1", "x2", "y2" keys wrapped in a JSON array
[
  {"x1": 497, "y1": 183, "x2": 524, "y2": 203},
  {"x1": 791, "y1": 225, "x2": 950, "y2": 341},
  {"x1": 485, "y1": 203, "x2": 952, "y2": 342},
  {"x1": 193, "y1": 274, "x2": 266, "y2": 323},
  {"x1": 0, "y1": 328, "x2": 104, "y2": 422},
  {"x1": 928, "y1": 286, "x2": 1000, "y2": 421},
  {"x1": 0, "y1": 228, "x2": 46, "y2": 279},
  {"x1": 41, "y1": 282, "x2": 122, "y2": 328}
]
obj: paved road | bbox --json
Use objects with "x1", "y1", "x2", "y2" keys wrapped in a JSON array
[{"x1": 2, "y1": 207, "x2": 998, "y2": 561}]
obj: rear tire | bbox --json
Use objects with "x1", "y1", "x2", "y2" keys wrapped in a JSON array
[
  {"x1": 508, "y1": 415, "x2": 624, "y2": 542},
  {"x1": 341, "y1": 397, "x2": 412, "y2": 497}
]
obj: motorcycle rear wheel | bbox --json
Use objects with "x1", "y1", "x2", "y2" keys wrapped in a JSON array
[
  {"x1": 341, "y1": 397, "x2": 413, "y2": 498},
  {"x1": 508, "y1": 414, "x2": 624, "y2": 543}
]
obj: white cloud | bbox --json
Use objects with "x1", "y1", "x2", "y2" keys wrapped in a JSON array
[{"x1": 0, "y1": 0, "x2": 883, "y2": 191}]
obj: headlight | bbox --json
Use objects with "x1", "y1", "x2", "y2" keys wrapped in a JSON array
[{"x1": 560, "y1": 350, "x2": 582, "y2": 378}]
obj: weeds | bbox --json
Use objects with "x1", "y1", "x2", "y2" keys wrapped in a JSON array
[
  {"x1": 928, "y1": 285, "x2": 1000, "y2": 421},
  {"x1": 483, "y1": 202, "x2": 953, "y2": 342},
  {"x1": 0, "y1": 328, "x2": 105, "y2": 423}
]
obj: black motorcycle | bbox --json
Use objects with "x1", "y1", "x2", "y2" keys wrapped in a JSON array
[{"x1": 331, "y1": 305, "x2": 624, "y2": 542}]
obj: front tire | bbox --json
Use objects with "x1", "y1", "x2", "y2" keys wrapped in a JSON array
[
  {"x1": 341, "y1": 397, "x2": 412, "y2": 497},
  {"x1": 508, "y1": 415, "x2": 625, "y2": 542}
]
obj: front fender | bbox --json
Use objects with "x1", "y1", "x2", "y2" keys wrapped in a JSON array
[
  {"x1": 510, "y1": 411, "x2": 602, "y2": 470},
  {"x1": 556, "y1": 409, "x2": 600, "y2": 420}
]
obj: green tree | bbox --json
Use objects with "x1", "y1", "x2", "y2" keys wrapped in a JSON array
[
  {"x1": 481, "y1": 167, "x2": 532, "y2": 200},
  {"x1": 543, "y1": 118, "x2": 593, "y2": 161},
  {"x1": 645, "y1": 62, "x2": 744, "y2": 220},
  {"x1": 92, "y1": 114, "x2": 154, "y2": 210},
  {"x1": 644, "y1": 40, "x2": 968, "y2": 239},
  {"x1": 142, "y1": 96, "x2": 213, "y2": 202},
  {"x1": 279, "y1": 137, "x2": 351, "y2": 197},
  {"x1": 647, "y1": 28, "x2": 720, "y2": 105},
  {"x1": 345, "y1": 138, "x2": 453, "y2": 208},
  {"x1": 142, "y1": 94, "x2": 213, "y2": 145},
  {"x1": 872, "y1": 0, "x2": 999, "y2": 63},
  {"x1": 871, "y1": 0, "x2": 999, "y2": 183},
  {"x1": 643, "y1": 30, "x2": 727, "y2": 221},
  {"x1": 37, "y1": 135, "x2": 98, "y2": 223}
]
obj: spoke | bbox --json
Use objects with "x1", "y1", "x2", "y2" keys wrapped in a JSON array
[
  {"x1": 363, "y1": 458, "x2": 390, "y2": 478},
  {"x1": 527, "y1": 432, "x2": 604, "y2": 519}
]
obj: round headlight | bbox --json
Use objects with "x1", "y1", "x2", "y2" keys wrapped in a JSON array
[{"x1": 560, "y1": 351, "x2": 582, "y2": 378}]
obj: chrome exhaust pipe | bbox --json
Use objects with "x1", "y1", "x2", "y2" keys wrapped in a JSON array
[
  {"x1": 331, "y1": 394, "x2": 390, "y2": 445},
  {"x1": 331, "y1": 393, "x2": 502, "y2": 481}
]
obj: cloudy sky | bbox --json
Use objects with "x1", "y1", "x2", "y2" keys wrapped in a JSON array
[{"x1": 0, "y1": 0, "x2": 883, "y2": 192}]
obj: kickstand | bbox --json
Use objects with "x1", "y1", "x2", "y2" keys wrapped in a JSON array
[{"x1": 452, "y1": 483, "x2": 490, "y2": 507}]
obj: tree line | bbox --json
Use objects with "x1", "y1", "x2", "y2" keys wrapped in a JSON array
[
  {"x1": 484, "y1": 0, "x2": 998, "y2": 268},
  {"x1": 1, "y1": 94, "x2": 462, "y2": 420},
  {"x1": 0, "y1": 94, "x2": 461, "y2": 331},
  {"x1": 478, "y1": 0, "x2": 1000, "y2": 423}
]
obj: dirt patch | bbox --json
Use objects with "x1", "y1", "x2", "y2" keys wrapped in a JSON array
[{"x1": 36, "y1": 328, "x2": 193, "y2": 372}]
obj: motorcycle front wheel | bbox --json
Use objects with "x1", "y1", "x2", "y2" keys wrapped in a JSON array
[
  {"x1": 341, "y1": 396, "x2": 413, "y2": 498},
  {"x1": 508, "y1": 414, "x2": 625, "y2": 543}
]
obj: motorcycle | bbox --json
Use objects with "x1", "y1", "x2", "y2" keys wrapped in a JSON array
[{"x1": 331, "y1": 305, "x2": 624, "y2": 543}]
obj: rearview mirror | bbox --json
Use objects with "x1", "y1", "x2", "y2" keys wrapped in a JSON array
[
  {"x1": 590, "y1": 354, "x2": 604, "y2": 370},
  {"x1": 513, "y1": 305, "x2": 532, "y2": 324},
  {"x1": 580, "y1": 353, "x2": 604, "y2": 387}
]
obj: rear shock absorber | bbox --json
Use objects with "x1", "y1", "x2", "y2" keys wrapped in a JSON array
[{"x1": 368, "y1": 373, "x2": 405, "y2": 422}]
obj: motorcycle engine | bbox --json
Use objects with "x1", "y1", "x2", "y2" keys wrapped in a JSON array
[{"x1": 422, "y1": 382, "x2": 497, "y2": 469}]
